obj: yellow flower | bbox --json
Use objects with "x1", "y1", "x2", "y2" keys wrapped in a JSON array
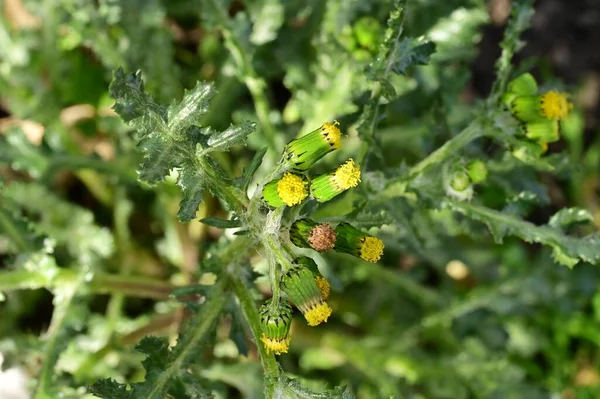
[
  {"x1": 332, "y1": 159, "x2": 361, "y2": 190},
  {"x1": 334, "y1": 222, "x2": 384, "y2": 263},
  {"x1": 540, "y1": 91, "x2": 571, "y2": 120},
  {"x1": 263, "y1": 173, "x2": 309, "y2": 208},
  {"x1": 359, "y1": 236, "x2": 385, "y2": 263},
  {"x1": 320, "y1": 120, "x2": 342, "y2": 150},
  {"x1": 304, "y1": 302, "x2": 333, "y2": 326},
  {"x1": 261, "y1": 334, "x2": 291, "y2": 355},
  {"x1": 314, "y1": 276, "x2": 331, "y2": 300}
]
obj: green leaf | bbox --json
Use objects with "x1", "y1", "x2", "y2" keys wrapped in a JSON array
[
  {"x1": 389, "y1": 39, "x2": 436, "y2": 76},
  {"x1": 205, "y1": 121, "x2": 256, "y2": 153},
  {"x1": 167, "y1": 82, "x2": 216, "y2": 136},
  {"x1": 548, "y1": 208, "x2": 593, "y2": 230},
  {"x1": 447, "y1": 200, "x2": 600, "y2": 268},
  {"x1": 110, "y1": 70, "x2": 253, "y2": 220},
  {"x1": 88, "y1": 379, "x2": 131, "y2": 399},
  {"x1": 238, "y1": 147, "x2": 267, "y2": 191},
  {"x1": 200, "y1": 217, "x2": 242, "y2": 229},
  {"x1": 177, "y1": 166, "x2": 205, "y2": 222}
]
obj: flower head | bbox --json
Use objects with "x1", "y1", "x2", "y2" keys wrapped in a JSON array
[
  {"x1": 284, "y1": 121, "x2": 342, "y2": 171},
  {"x1": 259, "y1": 299, "x2": 293, "y2": 355},
  {"x1": 540, "y1": 91, "x2": 571, "y2": 120},
  {"x1": 281, "y1": 266, "x2": 332, "y2": 326},
  {"x1": 262, "y1": 173, "x2": 308, "y2": 207},
  {"x1": 519, "y1": 118, "x2": 560, "y2": 144},
  {"x1": 290, "y1": 219, "x2": 336, "y2": 252},
  {"x1": 332, "y1": 159, "x2": 361, "y2": 190},
  {"x1": 334, "y1": 222, "x2": 384, "y2": 263},
  {"x1": 311, "y1": 159, "x2": 361, "y2": 202}
]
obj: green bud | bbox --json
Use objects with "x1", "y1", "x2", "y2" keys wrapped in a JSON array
[
  {"x1": 281, "y1": 266, "x2": 331, "y2": 326},
  {"x1": 507, "y1": 73, "x2": 538, "y2": 96},
  {"x1": 509, "y1": 95, "x2": 545, "y2": 123},
  {"x1": 450, "y1": 170, "x2": 471, "y2": 191},
  {"x1": 283, "y1": 122, "x2": 342, "y2": 171},
  {"x1": 466, "y1": 160, "x2": 488, "y2": 184},
  {"x1": 259, "y1": 299, "x2": 293, "y2": 355},
  {"x1": 334, "y1": 222, "x2": 384, "y2": 263},
  {"x1": 310, "y1": 159, "x2": 361, "y2": 202},
  {"x1": 519, "y1": 119, "x2": 560, "y2": 143}
]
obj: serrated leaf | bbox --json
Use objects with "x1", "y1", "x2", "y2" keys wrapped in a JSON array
[
  {"x1": 137, "y1": 136, "x2": 183, "y2": 183},
  {"x1": 200, "y1": 217, "x2": 242, "y2": 229},
  {"x1": 448, "y1": 200, "x2": 600, "y2": 268},
  {"x1": 389, "y1": 39, "x2": 436, "y2": 76},
  {"x1": 238, "y1": 147, "x2": 267, "y2": 191},
  {"x1": 548, "y1": 207, "x2": 593, "y2": 229},
  {"x1": 205, "y1": 121, "x2": 256, "y2": 153},
  {"x1": 167, "y1": 81, "x2": 216, "y2": 136},
  {"x1": 177, "y1": 166, "x2": 205, "y2": 222},
  {"x1": 88, "y1": 378, "x2": 131, "y2": 399},
  {"x1": 110, "y1": 68, "x2": 167, "y2": 133}
]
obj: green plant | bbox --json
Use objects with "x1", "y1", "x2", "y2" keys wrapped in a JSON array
[{"x1": 2, "y1": 0, "x2": 600, "y2": 398}]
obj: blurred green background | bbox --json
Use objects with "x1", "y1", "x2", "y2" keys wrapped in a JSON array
[{"x1": 1, "y1": 0, "x2": 600, "y2": 398}]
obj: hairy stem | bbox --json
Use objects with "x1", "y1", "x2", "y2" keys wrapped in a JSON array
[{"x1": 230, "y1": 273, "x2": 280, "y2": 381}]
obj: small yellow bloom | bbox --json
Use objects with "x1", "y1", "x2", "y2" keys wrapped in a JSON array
[
  {"x1": 314, "y1": 276, "x2": 331, "y2": 300},
  {"x1": 261, "y1": 334, "x2": 291, "y2": 355},
  {"x1": 277, "y1": 173, "x2": 308, "y2": 206},
  {"x1": 304, "y1": 302, "x2": 333, "y2": 326},
  {"x1": 359, "y1": 236, "x2": 384, "y2": 263},
  {"x1": 320, "y1": 120, "x2": 342, "y2": 150},
  {"x1": 540, "y1": 91, "x2": 571, "y2": 120},
  {"x1": 332, "y1": 159, "x2": 361, "y2": 190}
]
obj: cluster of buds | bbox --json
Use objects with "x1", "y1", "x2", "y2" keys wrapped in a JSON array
[
  {"x1": 290, "y1": 218, "x2": 385, "y2": 263},
  {"x1": 444, "y1": 159, "x2": 488, "y2": 202},
  {"x1": 259, "y1": 121, "x2": 385, "y2": 356},
  {"x1": 259, "y1": 257, "x2": 332, "y2": 355},
  {"x1": 502, "y1": 73, "x2": 572, "y2": 157},
  {"x1": 262, "y1": 121, "x2": 361, "y2": 207}
]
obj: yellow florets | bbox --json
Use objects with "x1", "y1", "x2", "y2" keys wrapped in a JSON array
[
  {"x1": 359, "y1": 236, "x2": 384, "y2": 263},
  {"x1": 314, "y1": 276, "x2": 331, "y2": 300},
  {"x1": 540, "y1": 91, "x2": 571, "y2": 120},
  {"x1": 304, "y1": 302, "x2": 332, "y2": 326},
  {"x1": 332, "y1": 159, "x2": 361, "y2": 190},
  {"x1": 320, "y1": 120, "x2": 342, "y2": 149},
  {"x1": 261, "y1": 334, "x2": 291, "y2": 355},
  {"x1": 277, "y1": 173, "x2": 308, "y2": 206}
]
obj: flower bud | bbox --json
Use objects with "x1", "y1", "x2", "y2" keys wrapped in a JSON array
[
  {"x1": 466, "y1": 160, "x2": 488, "y2": 184},
  {"x1": 281, "y1": 266, "x2": 332, "y2": 326},
  {"x1": 510, "y1": 91, "x2": 571, "y2": 122},
  {"x1": 310, "y1": 159, "x2": 361, "y2": 202},
  {"x1": 518, "y1": 118, "x2": 560, "y2": 144},
  {"x1": 259, "y1": 299, "x2": 293, "y2": 355},
  {"x1": 334, "y1": 222, "x2": 384, "y2": 263},
  {"x1": 507, "y1": 73, "x2": 538, "y2": 96},
  {"x1": 283, "y1": 121, "x2": 342, "y2": 171},
  {"x1": 293, "y1": 256, "x2": 331, "y2": 300},
  {"x1": 262, "y1": 173, "x2": 309, "y2": 207},
  {"x1": 290, "y1": 219, "x2": 336, "y2": 252}
]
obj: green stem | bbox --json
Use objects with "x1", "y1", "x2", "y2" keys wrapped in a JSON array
[
  {"x1": 0, "y1": 209, "x2": 32, "y2": 252},
  {"x1": 229, "y1": 273, "x2": 280, "y2": 381},
  {"x1": 34, "y1": 278, "x2": 82, "y2": 399},
  {"x1": 145, "y1": 277, "x2": 228, "y2": 398}
]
